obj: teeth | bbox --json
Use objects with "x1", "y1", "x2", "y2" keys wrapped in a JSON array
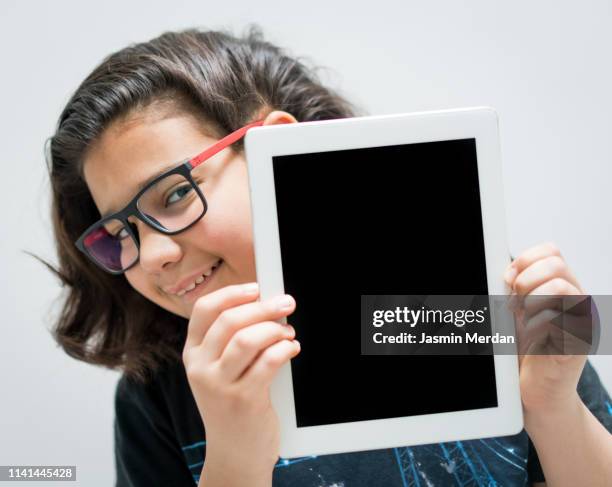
[
  {"x1": 176, "y1": 278, "x2": 200, "y2": 296},
  {"x1": 204, "y1": 260, "x2": 221, "y2": 277},
  {"x1": 175, "y1": 261, "x2": 221, "y2": 296}
]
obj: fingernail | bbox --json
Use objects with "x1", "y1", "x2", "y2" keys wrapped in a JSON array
[
  {"x1": 504, "y1": 266, "x2": 517, "y2": 285},
  {"x1": 285, "y1": 325, "x2": 295, "y2": 335},
  {"x1": 274, "y1": 294, "x2": 295, "y2": 310},
  {"x1": 243, "y1": 282, "x2": 259, "y2": 294}
]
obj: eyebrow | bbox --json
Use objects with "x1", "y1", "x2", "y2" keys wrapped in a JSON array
[{"x1": 100, "y1": 162, "x2": 180, "y2": 219}]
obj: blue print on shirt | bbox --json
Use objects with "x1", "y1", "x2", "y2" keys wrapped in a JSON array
[
  {"x1": 393, "y1": 438, "x2": 528, "y2": 486},
  {"x1": 180, "y1": 436, "x2": 530, "y2": 486},
  {"x1": 182, "y1": 440, "x2": 206, "y2": 484}
]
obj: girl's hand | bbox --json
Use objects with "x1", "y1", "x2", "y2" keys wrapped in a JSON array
[
  {"x1": 504, "y1": 242, "x2": 589, "y2": 416},
  {"x1": 182, "y1": 283, "x2": 300, "y2": 481}
]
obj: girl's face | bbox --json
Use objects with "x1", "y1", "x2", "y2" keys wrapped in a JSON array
[{"x1": 82, "y1": 109, "x2": 293, "y2": 319}]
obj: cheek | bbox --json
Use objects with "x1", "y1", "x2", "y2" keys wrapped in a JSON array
[
  {"x1": 125, "y1": 269, "x2": 156, "y2": 300},
  {"x1": 204, "y1": 176, "x2": 254, "y2": 252},
  {"x1": 203, "y1": 196, "x2": 253, "y2": 257},
  {"x1": 125, "y1": 269, "x2": 170, "y2": 308},
  {"x1": 125, "y1": 270, "x2": 189, "y2": 318},
  {"x1": 124, "y1": 269, "x2": 147, "y2": 295}
]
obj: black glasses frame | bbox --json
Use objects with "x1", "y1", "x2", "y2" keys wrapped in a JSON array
[
  {"x1": 74, "y1": 119, "x2": 265, "y2": 275},
  {"x1": 75, "y1": 161, "x2": 207, "y2": 275}
]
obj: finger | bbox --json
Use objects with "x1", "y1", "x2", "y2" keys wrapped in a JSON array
[
  {"x1": 513, "y1": 255, "x2": 582, "y2": 297},
  {"x1": 507, "y1": 242, "x2": 562, "y2": 285},
  {"x1": 521, "y1": 308, "x2": 589, "y2": 355},
  {"x1": 507, "y1": 290, "x2": 520, "y2": 312},
  {"x1": 515, "y1": 317, "x2": 532, "y2": 355},
  {"x1": 521, "y1": 280, "x2": 582, "y2": 322},
  {"x1": 515, "y1": 309, "x2": 532, "y2": 357},
  {"x1": 239, "y1": 338, "x2": 301, "y2": 391},
  {"x1": 218, "y1": 321, "x2": 296, "y2": 382},
  {"x1": 518, "y1": 279, "x2": 579, "y2": 350},
  {"x1": 525, "y1": 306, "x2": 595, "y2": 353},
  {"x1": 201, "y1": 294, "x2": 296, "y2": 362},
  {"x1": 522, "y1": 295, "x2": 565, "y2": 323},
  {"x1": 184, "y1": 282, "x2": 261, "y2": 350},
  {"x1": 521, "y1": 310, "x2": 563, "y2": 355}
]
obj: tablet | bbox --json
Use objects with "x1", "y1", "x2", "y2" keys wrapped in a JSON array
[{"x1": 244, "y1": 107, "x2": 523, "y2": 458}]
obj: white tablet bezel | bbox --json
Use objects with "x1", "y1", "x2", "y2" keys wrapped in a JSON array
[{"x1": 244, "y1": 107, "x2": 523, "y2": 458}]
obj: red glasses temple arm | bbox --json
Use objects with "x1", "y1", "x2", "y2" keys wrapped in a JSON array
[{"x1": 188, "y1": 120, "x2": 265, "y2": 169}]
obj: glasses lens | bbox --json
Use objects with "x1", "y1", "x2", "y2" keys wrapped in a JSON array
[
  {"x1": 82, "y1": 218, "x2": 138, "y2": 272},
  {"x1": 137, "y1": 173, "x2": 205, "y2": 232}
]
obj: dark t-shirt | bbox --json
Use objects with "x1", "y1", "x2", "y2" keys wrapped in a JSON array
[{"x1": 114, "y1": 357, "x2": 612, "y2": 486}]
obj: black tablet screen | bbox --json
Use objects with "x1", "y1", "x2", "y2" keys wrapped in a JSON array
[{"x1": 272, "y1": 138, "x2": 498, "y2": 428}]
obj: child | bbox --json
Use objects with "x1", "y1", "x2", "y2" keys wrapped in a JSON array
[{"x1": 44, "y1": 26, "x2": 612, "y2": 486}]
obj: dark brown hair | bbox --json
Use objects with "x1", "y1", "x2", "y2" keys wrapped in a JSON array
[{"x1": 35, "y1": 26, "x2": 359, "y2": 384}]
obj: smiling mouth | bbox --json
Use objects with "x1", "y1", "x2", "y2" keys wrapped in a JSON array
[{"x1": 175, "y1": 259, "x2": 223, "y2": 298}]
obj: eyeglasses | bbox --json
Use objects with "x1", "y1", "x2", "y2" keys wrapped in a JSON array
[{"x1": 75, "y1": 119, "x2": 264, "y2": 275}]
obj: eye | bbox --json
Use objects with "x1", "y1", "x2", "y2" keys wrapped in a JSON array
[{"x1": 166, "y1": 184, "x2": 193, "y2": 206}]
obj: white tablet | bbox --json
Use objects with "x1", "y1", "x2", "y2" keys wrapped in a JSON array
[{"x1": 244, "y1": 107, "x2": 523, "y2": 458}]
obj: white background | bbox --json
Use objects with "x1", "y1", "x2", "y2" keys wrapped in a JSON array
[{"x1": 1, "y1": 1, "x2": 610, "y2": 485}]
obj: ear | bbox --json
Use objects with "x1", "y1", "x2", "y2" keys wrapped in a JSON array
[{"x1": 261, "y1": 110, "x2": 298, "y2": 126}]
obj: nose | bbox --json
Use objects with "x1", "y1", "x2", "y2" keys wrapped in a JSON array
[{"x1": 130, "y1": 216, "x2": 182, "y2": 272}]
